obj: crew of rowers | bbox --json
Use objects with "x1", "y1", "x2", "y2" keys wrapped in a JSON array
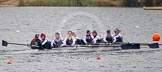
[{"x1": 30, "y1": 28, "x2": 123, "y2": 50}]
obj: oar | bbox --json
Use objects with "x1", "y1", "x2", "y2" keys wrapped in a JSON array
[
  {"x1": 2, "y1": 40, "x2": 29, "y2": 47},
  {"x1": 74, "y1": 44, "x2": 121, "y2": 48},
  {"x1": 82, "y1": 42, "x2": 159, "y2": 49},
  {"x1": 147, "y1": 43, "x2": 159, "y2": 48},
  {"x1": 99, "y1": 42, "x2": 160, "y2": 48},
  {"x1": 122, "y1": 42, "x2": 160, "y2": 48},
  {"x1": 73, "y1": 43, "x2": 141, "y2": 49}
]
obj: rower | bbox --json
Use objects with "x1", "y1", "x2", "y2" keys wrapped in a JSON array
[
  {"x1": 113, "y1": 28, "x2": 123, "y2": 44},
  {"x1": 30, "y1": 34, "x2": 44, "y2": 50},
  {"x1": 40, "y1": 33, "x2": 51, "y2": 49},
  {"x1": 51, "y1": 32, "x2": 63, "y2": 48},
  {"x1": 92, "y1": 30, "x2": 101, "y2": 44},
  {"x1": 62, "y1": 31, "x2": 76, "y2": 46},
  {"x1": 103, "y1": 30, "x2": 113, "y2": 43},
  {"x1": 72, "y1": 32, "x2": 84, "y2": 45},
  {"x1": 83, "y1": 30, "x2": 93, "y2": 44}
]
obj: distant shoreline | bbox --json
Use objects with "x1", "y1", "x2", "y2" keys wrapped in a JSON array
[
  {"x1": 0, "y1": 4, "x2": 161, "y2": 9},
  {"x1": 0, "y1": 5, "x2": 17, "y2": 7},
  {"x1": 0, "y1": 5, "x2": 143, "y2": 8},
  {"x1": 1, "y1": 0, "x2": 162, "y2": 7}
]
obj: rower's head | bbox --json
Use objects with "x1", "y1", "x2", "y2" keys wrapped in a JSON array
[
  {"x1": 72, "y1": 32, "x2": 76, "y2": 37},
  {"x1": 114, "y1": 28, "x2": 121, "y2": 35},
  {"x1": 92, "y1": 30, "x2": 97, "y2": 36},
  {"x1": 86, "y1": 30, "x2": 91, "y2": 35},
  {"x1": 107, "y1": 30, "x2": 111, "y2": 35},
  {"x1": 55, "y1": 32, "x2": 60, "y2": 39},
  {"x1": 40, "y1": 33, "x2": 46, "y2": 39},
  {"x1": 35, "y1": 34, "x2": 39, "y2": 39},
  {"x1": 68, "y1": 31, "x2": 73, "y2": 37}
]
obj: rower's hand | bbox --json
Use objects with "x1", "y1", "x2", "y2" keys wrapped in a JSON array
[
  {"x1": 71, "y1": 44, "x2": 75, "y2": 47},
  {"x1": 93, "y1": 42, "x2": 97, "y2": 44},
  {"x1": 27, "y1": 44, "x2": 32, "y2": 48},
  {"x1": 105, "y1": 42, "x2": 109, "y2": 45},
  {"x1": 60, "y1": 45, "x2": 64, "y2": 48},
  {"x1": 112, "y1": 42, "x2": 115, "y2": 45},
  {"x1": 27, "y1": 44, "x2": 30, "y2": 47}
]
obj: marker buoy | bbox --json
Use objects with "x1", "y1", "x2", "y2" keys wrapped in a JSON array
[
  {"x1": 136, "y1": 26, "x2": 139, "y2": 28},
  {"x1": 2, "y1": 50, "x2": 6, "y2": 52},
  {"x1": 152, "y1": 33, "x2": 160, "y2": 41},
  {"x1": 96, "y1": 56, "x2": 101, "y2": 60},
  {"x1": 7, "y1": 60, "x2": 12, "y2": 64},
  {"x1": 16, "y1": 30, "x2": 20, "y2": 33}
]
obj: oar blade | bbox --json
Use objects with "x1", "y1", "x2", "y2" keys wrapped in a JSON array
[
  {"x1": 121, "y1": 43, "x2": 140, "y2": 49},
  {"x1": 148, "y1": 43, "x2": 159, "y2": 48},
  {"x1": 2, "y1": 40, "x2": 8, "y2": 46}
]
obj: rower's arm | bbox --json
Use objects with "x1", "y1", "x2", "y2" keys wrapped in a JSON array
[
  {"x1": 93, "y1": 36, "x2": 100, "y2": 41},
  {"x1": 83, "y1": 36, "x2": 87, "y2": 44},
  {"x1": 42, "y1": 39, "x2": 48, "y2": 45},
  {"x1": 103, "y1": 36, "x2": 107, "y2": 42},
  {"x1": 51, "y1": 39, "x2": 55, "y2": 46},
  {"x1": 72, "y1": 37, "x2": 76, "y2": 45},
  {"x1": 113, "y1": 35, "x2": 119, "y2": 43},
  {"x1": 62, "y1": 37, "x2": 67, "y2": 45}
]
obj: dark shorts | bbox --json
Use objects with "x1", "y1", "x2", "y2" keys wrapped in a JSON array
[{"x1": 42, "y1": 42, "x2": 52, "y2": 49}]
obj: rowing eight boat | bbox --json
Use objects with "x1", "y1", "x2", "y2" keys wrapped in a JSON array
[{"x1": 2, "y1": 40, "x2": 160, "y2": 50}]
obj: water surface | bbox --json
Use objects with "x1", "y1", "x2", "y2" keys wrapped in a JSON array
[{"x1": 0, "y1": 7, "x2": 162, "y2": 72}]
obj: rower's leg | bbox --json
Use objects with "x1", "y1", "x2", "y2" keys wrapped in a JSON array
[
  {"x1": 80, "y1": 39, "x2": 86, "y2": 45},
  {"x1": 96, "y1": 39, "x2": 102, "y2": 43},
  {"x1": 56, "y1": 41, "x2": 63, "y2": 48},
  {"x1": 75, "y1": 39, "x2": 79, "y2": 45},
  {"x1": 75, "y1": 39, "x2": 84, "y2": 45},
  {"x1": 39, "y1": 47, "x2": 44, "y2": 50},
  {"x1": 42, "y1": 42, "x2": 52, "y2": 49},
  {"x1": 47, "y1": 42, "x2": 52, "y2": 49},
  {"x1": 66, "y1": 40, "x2": 71, "y2": 45}
]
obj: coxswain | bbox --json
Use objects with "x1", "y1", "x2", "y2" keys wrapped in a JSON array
[{"x1": 30, "y1": 34, "x2": 44, "y2": 50}]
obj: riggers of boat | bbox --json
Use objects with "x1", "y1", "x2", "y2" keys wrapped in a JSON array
[{"x1": 30, "y1": 28, "x2": 123, "y2": 50}]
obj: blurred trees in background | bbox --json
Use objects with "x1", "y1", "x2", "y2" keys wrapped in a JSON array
[
  {"x1": 123, "y1": 0, "x2": 162, "y2": 7},
  {"x1": 0, "y1": 0, "x2": 162, "y2": 7},
  {"x1": 19, "y1": 0, "x2": 162, "y2": 7}
]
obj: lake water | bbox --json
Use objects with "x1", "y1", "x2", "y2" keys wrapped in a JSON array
[{"x1": 0, "y1": 7, "x2": 162, "y2": 72}]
